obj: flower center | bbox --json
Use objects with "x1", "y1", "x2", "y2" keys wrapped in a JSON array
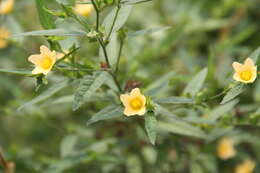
[
  {"x1": 240, "y1": 70, "x2": 252, "y2": 81},
  {"x1": 130, "y1": 98, "x2": 143, "y2": 110},
  {"x1": 40, "y1": 57, "x2": 53, "y2": 69}
]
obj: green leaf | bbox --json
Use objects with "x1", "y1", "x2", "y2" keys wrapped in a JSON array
[
  {"x1": 0, "y1": 68, "x2": 32, "y2": 76},
  {"x1": 103, "y1": 4, "x2": 132, "y2": 34},
  {"x1": 18, "y1": 79, "x2": 70, "y2": 111},
  {"x1": 249, "y1": 46, "x2": 260, "y2": 63},
  {"x1": 207, "y1": 99, "x2": 238, "y2": 122},
  {"x1": 73, "y1": 72, "x2": 108, "y2": 111},
  {"x1": 184, "y1": 68, "x2": 208, "y2": 97},
  {"x1": 157, "y1": 121, "x2": 206, "y2": 139},
  {"x1": 87, "y1": 105, "x2": 123, "y2": 125},
  {"x1": 145, "y1": 71, "x2": 175, "y2": 97},
  {"x1": 121, "y1": 0, "x2": 152, "y2": 5},
  {"x1": 155, "y1": 96, "x2": 194, "y2": 104},
  {"x1": 35, "y1": 0, "x2": 55, "y2": 29},
  {"x1": 14, "y1": 29, "x2": 86, "y2": 37},
  {"x1": 155, "y1": 105, "x2": 206, "y2": 139},
  {"x1": 220, "y1": 84, "x2": 244, "y2": 104},
  {"x1": 145, "y1": 112, "x2": 157, "y2": 145},
  {"x1": 60, "y1": 135, "x2": 78, "y2": 157},
  {"x1": 128, "y1": 26, "x2": 170, "y2": 37}
]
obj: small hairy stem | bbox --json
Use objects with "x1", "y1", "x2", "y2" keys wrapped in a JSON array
[
  {"x1": 91, "y1": 0, "x2": 100, "y2": 31},
  {"x1": 115, "y1": 39, "x2": 124, "y2": 74},
  {"x1": 90, "y1": 0, "x2": 123, "y2": 93},
  {"x1": 106, "y1": 0, "x2": 122, "y2": 41}
]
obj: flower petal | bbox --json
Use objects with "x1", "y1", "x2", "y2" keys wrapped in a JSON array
[
  {"x1": 244, "y1": 58, "x2": 255, "y2": 67},
  {"x1": 40, "y1": 45, "x2": 52, "y2": 56},
  {"x1": 120, "y1": 94, "x2": 130, "y2": 106},
  {"x1": 28, "y1": 55, "x2": 42, "y2": 65},
  {"x1": 32, "y1": 67, "x2": 43, "y2": 75},
  {"x1": 131, "y1": 88, "x2": 141, "y2": 97},
  {"x1": 232, "y1": 62, "x2": 243, "y2": 72},
  {"x1": 137, "y1": 108, "x2": 146, "y2": 116}
]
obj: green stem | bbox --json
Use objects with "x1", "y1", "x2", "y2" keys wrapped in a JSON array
[
  {"x1": 106, "y1": 0, "x2": 122, "y2": 41},
  {"x1": 91, "y1": 0, "x2": 100, "y2": 31},
  {"x1": 115, "y1": 39, "x2": 124, "y2": 74}
]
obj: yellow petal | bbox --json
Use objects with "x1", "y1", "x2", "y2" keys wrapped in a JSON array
[
  {"x1": 32, "y1": 67, "x2": 43, "y2": 75},
  {"x1": 136, "y1": 107, "x2": 146, "y2": 116},
  {"x1": 120, "y1": 94, "x2": 130, "y2": 106},
  {"x1": 0, "y1": 0, "x2": 14, "y2": 14},
  {"x1": 28, "y1": 55, "x2": 42, "y2": 65},
  {"x1": 40, "y1": 45, "x2": 52, "y2": 56},
  {"x1": 244, "y1": 58, "x2": 255, "y2": 67},
  {"x1": 232, "y1": 62, "x2": 243, "y2": 72},
  {"x1": 131, "y1": 88, "x2": 141, "y2": 97}
]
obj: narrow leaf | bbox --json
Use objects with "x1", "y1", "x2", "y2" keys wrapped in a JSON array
[
  {"x1": 87, "y1": 106, "x2": 123, "y2": 125},
  {"x1": 155, "y1": 96, "x2": 194, "y2": 104},
  {"x1": 0, "y1": 68, "x2": 32, "y2": 76},
  {"x1": 128, "y1": 26, "x2": 170, "y2": 37},
  {"x1": 184, "y1": 68, "x2": 208, "y2": 97},
  {"x1": 250, "y1": 46, "x2": 260, "y2": 63},
  {"x1": 221, "y1": 84, "x2": 244, "y2": 104},
  {"x1": 103, "y1": 5, "x2": 132, "y2": 34},
  {"x1": 35, "y1": 0, "x2": 55, "y2": 29},
  {"x1": 207, "y1": 99, "x2": 238, "y2": 122},
  {"x1": 14, "y1": 29, "x2": 86, "y2": 37},
  {"x1": 158, "y1": 121, "x2": 206, "y2": 139},
  {"x1": 146, "y1": 71, "x2": 175, "y2": 97},
  {"x1": 145, "y1": 112, "x2": 157, "y2": 145},
  {"x1": 73, "y1": 72, "x2": 108, "y2": 111},
  {"x1": 121, "y1": 0, "x2": 152, "y2": 4},
  {"x1": 18, "y1": 79, "x2": 70, "y2": 110},
  {"x1": 60, "y1": 135, "x2": 78, "y2": 157}
]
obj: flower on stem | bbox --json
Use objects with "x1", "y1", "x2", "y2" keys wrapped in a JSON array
[
  {"x1": 120, "y1": 88, "x2": 146, "y2": 116},
  {"x1": 0, "y1": 0, "x2": 15, "y2": 14},
  {"x1": 217, "y1": 137, "x2": 236, "y2": 160},
  {"x1": 28, "y1": 45, "x2": 57, "y2": 75},
  {"x1": 232, "y1": 58, "x2": 257, "y2": 84},
  {"x1": 74, "y1": 3, "x2": 94, "y2": 17},
  {"x1": 235, "y1": 160, "x2": 255, "y2": 173},
  {"x1": 0, "y1": 27, "x2": 11, "y2": 49}
]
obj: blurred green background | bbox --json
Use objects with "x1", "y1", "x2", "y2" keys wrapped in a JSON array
[{"x1": 0, "y1": 0, "x2": 260, "y2": 172}]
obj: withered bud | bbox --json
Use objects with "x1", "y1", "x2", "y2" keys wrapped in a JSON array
[
  {"x1": 124, "y1": 80, "x2": 142, "y2": 92},
  {"x1": 100, "y1": 62, "x2": 109, "y2": 69}
]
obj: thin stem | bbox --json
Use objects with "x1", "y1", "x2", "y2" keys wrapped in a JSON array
[
  {"x1": 115, "y1": 39, "x2": 124, "y2": 74},
  {"x1": 106, "y1": 0, "x2": 122, "y2": 41},
  {"x1": 98, "y1": 38, "x2": 111, "y2": 68},
  {"x1": 88, "y1": 0, "x2": 123, "y2": 93},
  {"x1": 91, "y1": 0, "x2": 100, "y2": 31}
]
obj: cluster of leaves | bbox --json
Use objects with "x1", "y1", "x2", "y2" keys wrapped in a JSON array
[{"x1": 0, "y1": 0, "x2": 260, "y2": 172}]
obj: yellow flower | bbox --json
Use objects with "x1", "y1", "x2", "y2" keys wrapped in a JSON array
[
  {"x1": 0, "y1": 27, "x2": 11, "y2": 49},
  {"x1": 28, "y1": 45, "x2": 57, "y2": 75},
  {"x1": 235, "y1": 160, "x2": 255, "y2": 173},
  {"x1": 217, "y1": 137, "x2": 236, "y2": 160},
  {"x1": 120, "y1": 88, "x2": 146, "y2": 116},
  {"x1": 74, "y1": 4, "x2": 94, "y2": 17},
  {"x1": 232, "y1": 58, "x2": 257, "y2": 84},
  {"x1": 0, "y1": 0, "x2": 15, "y2": 14}
]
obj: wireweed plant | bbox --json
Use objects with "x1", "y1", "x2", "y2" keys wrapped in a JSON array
[{"x1": 0, "y1": 0, "x2": 260, "y2": 172}]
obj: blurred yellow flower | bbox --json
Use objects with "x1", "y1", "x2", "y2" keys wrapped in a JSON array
[
  {"x1": 57, "y1": 50, "x2": 70, "y2": 62},
  {"x1": 217, "y1": 137, "x2": 236, "y2": 160},
  {"x1": 74, "y1": 4, "x2": 94, "y2": 17},
  {"x1": 0, "y1": 0, "x2": 15, "y2": 14},
  {"x1": 232, "y1": 58, "x2": 257, "y2": 84},
  {"x1": 120, "y1": 88, "x2": 146, "y2": 116},
  {"x1": 235, "y1": 160, "x2": 255, "y2": 173},
  {"x1": 0, "y1": 27, "x2": 11, "y2": 49},
  {"x1": 28, "y1": 45, "x2": 57, "y2": 75}
]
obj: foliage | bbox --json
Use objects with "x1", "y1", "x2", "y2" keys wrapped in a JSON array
[{"x1": 0, "y1": 0, "x2": 260, "y2": 172}]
